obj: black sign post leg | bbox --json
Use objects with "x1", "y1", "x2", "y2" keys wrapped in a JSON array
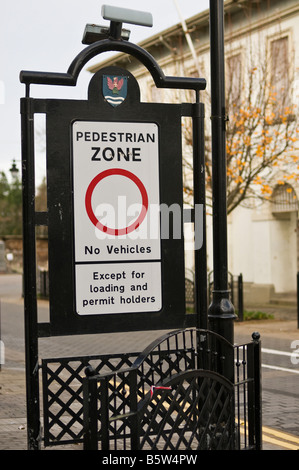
[
  {"x1": 208, "y1": 0, "x2": 236, "y2": 350},
  {"x1": 21, "y1": 97, "x2": 41, "y2": 450},
  {"x1": 193, "y1": 95, "x2": 207, "y2": 330}
]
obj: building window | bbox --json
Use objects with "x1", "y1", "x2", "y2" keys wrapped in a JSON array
[
  {"x1": 226, "y1": 53, "x2": 242, "y2": 111},
  {"x1": 271, "y1": 183, "x2": 298, "y2": 214},
  {"x1": 270, "y1": 36, "x2": 290, "y2": 115}
]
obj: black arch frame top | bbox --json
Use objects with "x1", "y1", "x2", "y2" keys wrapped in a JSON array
[{"x1": 20, "y1": 38, "x2": 206, "y2": 95}]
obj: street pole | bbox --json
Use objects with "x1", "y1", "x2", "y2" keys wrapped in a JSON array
[{"x1": 208, "y1": 0, "x2": 236, "y2": 346}]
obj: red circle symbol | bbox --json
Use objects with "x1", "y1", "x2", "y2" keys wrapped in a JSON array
[{"x1": 85, "y1": 168, "x2": 149, "y2": 236}]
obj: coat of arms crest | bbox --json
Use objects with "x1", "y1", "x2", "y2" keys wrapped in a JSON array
[{"x1": 103, "y1": 75, "x2": 128, "y2": 107}]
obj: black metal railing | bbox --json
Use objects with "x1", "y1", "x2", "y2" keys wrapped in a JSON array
[
  {"x1": 41, "y1": 328, "x2": 261, "y2": 450},
  {"x1": 41, "y1": 352, "x2": 140, "y2": 446},
  {"x1": 234, "y1": 332, "x2": 262, "y2": 450}
]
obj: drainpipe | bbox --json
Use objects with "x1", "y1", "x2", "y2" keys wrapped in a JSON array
[{"x1": 173, "y1": 0, "x2": 201, "y2": 76}]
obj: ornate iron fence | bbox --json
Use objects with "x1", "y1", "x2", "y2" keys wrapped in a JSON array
[{"x1": 41, "y1": 328, "x2": 261, "y2": 450}]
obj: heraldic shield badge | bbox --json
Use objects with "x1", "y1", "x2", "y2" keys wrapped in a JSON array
[{"x1": 103, "y1": 75, "x2": 128, "y2": 107}]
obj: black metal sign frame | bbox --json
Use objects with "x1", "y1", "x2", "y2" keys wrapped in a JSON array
[
  {"x1": 20, "y1": 24, "x2": 207, "y2": 449},
  {"x1": 21, "y1": 41, "x2": 206, "y2": 338}
]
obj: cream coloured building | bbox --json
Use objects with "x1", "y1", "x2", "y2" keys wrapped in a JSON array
[{"x1": 89, "y1": 0, "x2": 299, "y2": 304}]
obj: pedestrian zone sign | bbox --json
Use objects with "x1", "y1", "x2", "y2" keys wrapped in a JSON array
[
  {"x1": 29, "y1": 66, "x2": 187, "y2": 335},
  {"x1": 72, "y1": 120, "x2": 162, "y2": 315}
]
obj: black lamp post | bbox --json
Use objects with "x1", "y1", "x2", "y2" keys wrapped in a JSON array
[{"x1": 208, "y1": 0, "x2": 236, "y2": 346}]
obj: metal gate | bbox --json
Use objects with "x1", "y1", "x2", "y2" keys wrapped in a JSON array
[
  {"x1": 86, "y1": 369, "x2": 235, "y2": 451},
  {"x1": 41, "y1": 328, "x2": 261, "y2": 450}
]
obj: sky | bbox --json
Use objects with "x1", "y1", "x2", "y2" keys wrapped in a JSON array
[{"x1": 0, "y1": 0, "x2": 210, "y2": 183}]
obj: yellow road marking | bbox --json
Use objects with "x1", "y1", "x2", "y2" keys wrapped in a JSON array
[
  {"x1": 262, "y1": 426, "x2": 299, "y2": 450},
  {"x1": 262, "y1": 434, "x2": 298, "y2": 451},
  {"x1": 239, "y1": 421, "x2": 299, "y2": 450},
  {"x1": 262, "y1": 426, "x2": 299, "y2": 444}
]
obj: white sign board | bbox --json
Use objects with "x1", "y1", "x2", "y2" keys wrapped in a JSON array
[{"x1": 72, "y1": 121, "x2": 162, "y2": 315}]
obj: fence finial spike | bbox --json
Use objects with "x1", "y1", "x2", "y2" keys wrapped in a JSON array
[{"x1": 252, "y1": 332, "x2": 261, "y2": 341}]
